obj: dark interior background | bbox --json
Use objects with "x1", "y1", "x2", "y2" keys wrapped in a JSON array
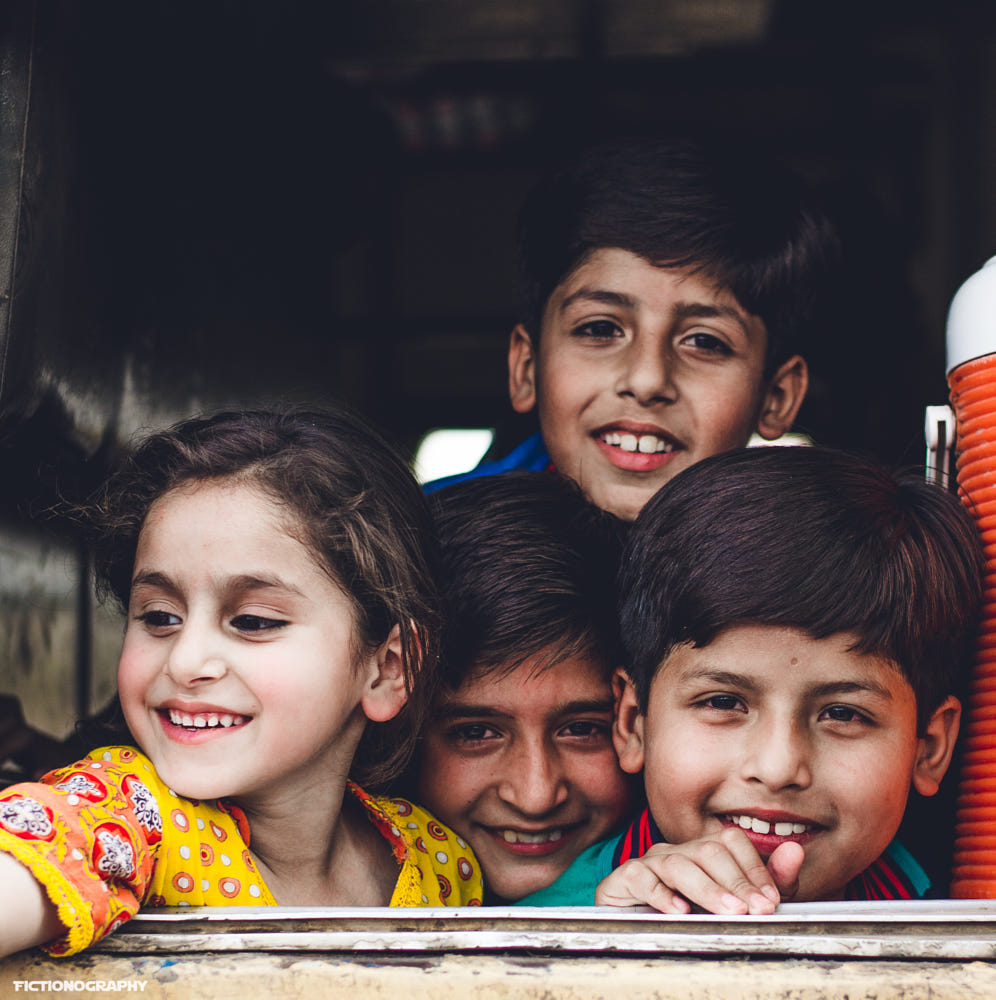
[{"x1": 2, "y1": 0, "x2": 995, "y2": 846}]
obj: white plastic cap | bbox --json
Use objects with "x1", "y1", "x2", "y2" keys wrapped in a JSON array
[{"x1": 947, "y1": 255, "x2": 996, "y2": 372}]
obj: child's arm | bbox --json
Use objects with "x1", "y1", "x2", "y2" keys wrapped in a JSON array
[
  {"x1": 594, "y1": 827, "x2": 804, "y2": 915},
  {"x1": 0, "y1": 852, "x2": 65, "y2": 957}
]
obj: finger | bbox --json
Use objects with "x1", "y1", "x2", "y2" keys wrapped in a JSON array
[
  {"x1": 596, "y1": 861, "x2": 692, "y2": 913},
  {"x1": 711, "y1": 827, "x2": 782, "y2": 905},
  {"x1": 636, "y1": 848, "x2": 773, "y2": 915},
  {"x1": 767, "y1": 841, "x2": 805, "y2": 901}
]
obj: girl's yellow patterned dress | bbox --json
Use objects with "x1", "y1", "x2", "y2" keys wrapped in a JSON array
[{"x1": 0, "y1": 746, "x2": 482, "y2": 956}]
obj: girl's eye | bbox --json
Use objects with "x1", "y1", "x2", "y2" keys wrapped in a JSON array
[
  {"x1": 231, "y1": 614, "x2": 288, "y2": 633},
  {"x1": 448, "y1": 723, "x2": 501, "y2": 744},
  {"x1": 572, "y1": 319, "x2": 622, "y2": 341},
  {"x1": 701, "y1": 694, "x2": 746, "y2": 712},
  {"x1": 137, "y1": 610, "x2": 181, "y2": 629},
  {"x1": 681, "y1": 331, "x2": 733, "y2": 355},
  {"x1": 819, "y1": 704, "x2": 867, "y2": 724}
]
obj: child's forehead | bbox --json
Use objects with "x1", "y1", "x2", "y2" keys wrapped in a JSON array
[
  {"x1": 549, "y1": 247, "x2": 756, "y2": 319},
  {"x1": 652, "y1": 625, "x2": 911, "y2": 696},
  {"x1": 442, "y1": 645, "x2": 615, "y2": 703}
]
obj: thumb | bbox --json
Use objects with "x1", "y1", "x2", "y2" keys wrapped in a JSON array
[{"x1": 767, "y1": 842, "x2": 804, "y2": 901}]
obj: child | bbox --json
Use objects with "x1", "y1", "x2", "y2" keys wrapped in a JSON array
[
  {"x1": 426, "y1": 135, "x2": 836, "y2": 521},
  {"x1": 0, "y1": 408, "x2": 482, "y2": 959},
  {"x1": 414, "y1": 471, "x2": 636, "y2": 902},
  {"x1": 518, "y1": 446, "x2": 983, "y2": 910}
]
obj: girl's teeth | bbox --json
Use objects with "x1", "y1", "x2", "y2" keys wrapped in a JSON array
[{"x1": 168, "y1": 709, "x2": 246, "y2": 729}]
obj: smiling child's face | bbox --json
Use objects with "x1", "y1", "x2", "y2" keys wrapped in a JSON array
[
  {"x1": 508, "y1": 248, "x2": 807, "y2": 521},
  {"x1": 117, "y1": 479, "x2": 402, "y2": 805},
  {"x1": 417, "y1": 648, "x2": 635, "y2": 902},
  {"x1": 614, "y1": 624, "x2": 959, "y2": 902}
]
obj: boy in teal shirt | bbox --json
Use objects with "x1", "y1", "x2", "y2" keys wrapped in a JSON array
[{"x1": 519, "y1": 446, "x2": 983, "y2": 908}]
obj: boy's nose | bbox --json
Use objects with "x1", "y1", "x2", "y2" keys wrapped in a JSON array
[
  {"x1": 496, "y1": 742, "x2": 570, "y2": 816},
  {"x1": 615, "y1": 338, "x2": 676, "y2": 405},
  {"x1": 740, "y1": 716, "x2": 813, "y2": 791}
]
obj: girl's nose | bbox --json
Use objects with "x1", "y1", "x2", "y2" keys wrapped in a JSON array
[{"x1": 164, "y1": 623, "x2": 227, "y2": 687}]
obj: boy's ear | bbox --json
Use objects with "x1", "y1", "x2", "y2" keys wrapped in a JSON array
[
  {"x1": 612, "y1": 667, "x2": 646, "y2": 775},
  {"x1": 361, "y1": 624, "x2": 408, "y2": 724},
  {"x1": 911, "y1": 695, "x2": 961, "y2": 797},
  {"x1": 755, "y1": 354, "x2": 808, "y2": 441},
  {"x1": 508, "y1": 324, "x2": 537, "y2": 414}
]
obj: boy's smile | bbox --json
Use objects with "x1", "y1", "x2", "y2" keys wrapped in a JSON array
[
  {"x1": 508, "y1": 248, "x2": 806, "y2": 520},
  {"x1": 417, "y1": 650, "x2": 634, "y2": 902},
  {"x1": 613, "y1": 625, "x2": 959, "y2": 902}
]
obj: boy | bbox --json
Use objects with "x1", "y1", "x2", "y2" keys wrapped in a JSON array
[
  {"x1": 427, "y1": 135, "x2": 835, "y2": 521},
  {"x1": 414, "y1": 471, "x2": 637, "y2": 902},
  {"x1": 517, "y1": 446, "x2": 983, "y2": 910}
]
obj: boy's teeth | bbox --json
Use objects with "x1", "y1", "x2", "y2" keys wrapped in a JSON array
[
  {"x1": 731, "y1": 815, "x2": 808, "y2": 836},
  {"x1": 168, "y1": 709, "x2": 246, "y2": 730},
  {"x1": 500, "y1": 829, "x2": 563, "y2": 845},
  {"x1": 602, "y1": 431, "x2": 672, "y2": 454}
]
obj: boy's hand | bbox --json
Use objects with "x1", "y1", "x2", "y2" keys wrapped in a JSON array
[{"x1": 594, "y1": 827, "x2": 804, "y2": 915}]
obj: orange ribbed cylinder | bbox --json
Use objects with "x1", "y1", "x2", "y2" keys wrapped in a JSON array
[{"x1": 950, "y1": 353, "x2": 996, "y2": 897}]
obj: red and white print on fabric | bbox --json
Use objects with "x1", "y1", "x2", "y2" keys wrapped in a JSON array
[
  {"x1": 0, "y1": 795, "x2": 57, "y2": 841},
  {"x1": 122, "y1": 774, "x2": 162, "y2": 844},
  {"x1": 54, "y1": 772, "x2": 108, "y2": 803}
]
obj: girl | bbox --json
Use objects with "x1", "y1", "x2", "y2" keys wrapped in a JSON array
[{"x1": 0, "y1": 408, "x2": 482, "y2": 959}]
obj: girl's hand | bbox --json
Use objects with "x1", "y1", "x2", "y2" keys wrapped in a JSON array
[{"x1": 594, "y1": 827, "x2": 804, "y2": 915}]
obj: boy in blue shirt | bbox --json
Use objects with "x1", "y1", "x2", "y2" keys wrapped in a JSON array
[
  {"x1": 519, "y1": 446, "x2": 983, "y2": 908},
  {"x1": 427, "y1": 135, "x2": 836, "y2": 521}
]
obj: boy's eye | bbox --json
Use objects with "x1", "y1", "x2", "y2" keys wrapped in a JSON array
[
  {"x1": 447, "y1": 723, "x2": 501, "y2": 744},
  {"x1": 819, "y1": 704, "x2": 868, "y2": 724},
  {"x1": 558, "y1": 720, "x2": 610, "y2": 740},
  {"x1": 701, "y1": 694, "x2": 746, "y2": 712},
  {"x1": 572, "y1": 319, "x2": 622, "y2": 341},
  {"x1": 680, "y1": 330, "x2": 733, "y2": 355},
  {"x1": 137, "y1": 609, "x2": 181, "y2": 629},
  {"x1": 231, "y1": 614, "x2": 288, "y2": 633}
]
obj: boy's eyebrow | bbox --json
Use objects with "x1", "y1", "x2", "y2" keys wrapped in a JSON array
[
  {"x1": 431, "y1": 698, "x2": 615, "y2": 721},
  {"x1": 672, "y1": 301, "x2": 752, "y2": 332},
  {"x1": 807, "y1": 679, "x2": 895, "y2": 701},
  {"x1": 558, "y1": 289, "x2": 752, "y2": 331},
  {"x1": 558, "y1": 288, "x2": 636, "y2": 312},
  {"x1": 680, "y1": 668, "x2": 895, "y2": 701}
]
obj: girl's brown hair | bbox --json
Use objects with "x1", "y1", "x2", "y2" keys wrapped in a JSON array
[{"x1": 89, "y1": 406, "x2": 440, "y2": 790}]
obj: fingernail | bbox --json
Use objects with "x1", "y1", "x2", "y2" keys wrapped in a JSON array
[
  {"x1": 762, "y1": 885, "x2": 780, "y2": 902},
  {"x1": 750, "y1": 892, "x2": 775, "y2": 913},
  {"x1": 721, "y1": 893, "x2": 747, "y2": 913}
]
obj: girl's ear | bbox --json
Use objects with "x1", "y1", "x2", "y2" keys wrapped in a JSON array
[
  {"x1": 912, "y1": 695, "x2": 961, "y2": 797},
  {"x1": 755, "y1": 354, "x2": 808, "y2": 440},
  {"x1": 508, "y1": 324, "x2": 538, "y2": 414},
  {"x1": 361, "y1": 624, "x2": 408, "y2": 724},
  {"x1": 612, "y1": 668, "x2": 646, "y2": 776}
]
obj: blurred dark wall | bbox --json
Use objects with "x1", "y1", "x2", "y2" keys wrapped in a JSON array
[{"x1": 3, "y1": 0, "x2": 996, "y2": 735}]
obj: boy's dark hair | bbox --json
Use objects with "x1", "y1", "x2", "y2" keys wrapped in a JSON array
[
  {"x1": 515, "y1": 135, "x2": 838, "y2": 373},
  {"x1": 619, "y1": 446, "x2": 984, "y2": 731},
  {"x1": 431, "y1": 471, "x2": 625, "y2": 687},
  {"x1": 87, "y1": 406, "x2": 440, "y2": 790}
]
